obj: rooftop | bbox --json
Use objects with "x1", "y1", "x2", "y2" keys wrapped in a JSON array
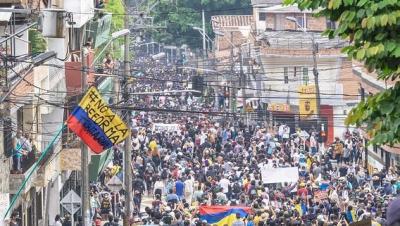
[
  {"x1": 259, "y1": 4, "x2": 314, "y2": 13},
  {"x1": 211, "y1": 15, "x2": 253, "y2": 30},
  {"x1": 262, "y1": 30, "x2": 347, "y2": 50}
]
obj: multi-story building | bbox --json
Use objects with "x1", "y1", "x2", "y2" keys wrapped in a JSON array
[
  {"x1": 222, "y1": 2, "x2": 360, "y2": 143},
  {"x1": 0, "y1": 0, "x2": 119, "y2": 225},
  {"x1": 218, "y1": 0, "x2": 400, "y2": 169}
]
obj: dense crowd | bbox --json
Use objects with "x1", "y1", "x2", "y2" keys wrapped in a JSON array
[{"x1": 87, "y1": 56, "x2": 400, "y2": 226}]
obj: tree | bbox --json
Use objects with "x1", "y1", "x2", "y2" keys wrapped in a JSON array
[
  {"x1": 104, "y1": 0, "x2": 126, "y2": 59},
  {"x1": 148, "y1": 0, "x2": 251, "y2": 49},
  {"x1": 284, "y1": 0, "x2": 400, "y2": 146},
  {"x1": 29, "y1": 29, "x2": 47, "y2": 54}
]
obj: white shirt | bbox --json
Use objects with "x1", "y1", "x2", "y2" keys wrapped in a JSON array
[
  {"x1": 283, "y1": 126, "x2": 290, "y2": 139},
  {"x1": 184, "y1": 178, "x2": 194, "y2": 193},
  {"x1": 154, "y1": 180, "x2": 165, "y2": 194},
  {"x1": 219, "y1": 178, "x2": 230, "y2": 193},
  {"x1": 310, "y1": 136, "x2": 317, "y2": 148}
]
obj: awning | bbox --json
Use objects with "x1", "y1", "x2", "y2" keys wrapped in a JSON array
[{"x1": 0, "y1": 6, "x2": 13, "y2": 22}]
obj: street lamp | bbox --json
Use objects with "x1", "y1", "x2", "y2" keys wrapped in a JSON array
[
  {"x1": 192, "y1": 26, "x2": 214, "y2": 52},
  {"x1": 285, "y1": 16, "x2": 322, "y2": 128},
  {"x1": 111, "y1": 28, "x2": 130, "y2": 39},
  {"x1": 92, "y1": 29, "x2": 131, "y2": 66},
  {"x1": 285, "y1": 16, "x2": 305, "y2": 32}
]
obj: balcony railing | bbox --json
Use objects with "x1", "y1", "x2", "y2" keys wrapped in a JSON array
[{"x1": 10, "y1": 146, "x2": 38, "y2": 175}]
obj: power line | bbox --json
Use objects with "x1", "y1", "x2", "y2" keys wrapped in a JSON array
[{"x1": 3, "y1": 58, "x2": 362, "y2": 97}]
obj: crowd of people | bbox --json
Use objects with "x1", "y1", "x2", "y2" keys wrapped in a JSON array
[{"x1": 85, "y1": 56, "x2": 400, "y2": 226}]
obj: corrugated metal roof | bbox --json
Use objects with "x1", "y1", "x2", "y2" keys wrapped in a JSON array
[{"x1": 211, "y1": 15, "x2": 253, "y2": 30}]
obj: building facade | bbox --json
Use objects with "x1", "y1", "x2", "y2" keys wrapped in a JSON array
[{"x1": 0, "y1": 0, "x2": 116, "y2": 225}]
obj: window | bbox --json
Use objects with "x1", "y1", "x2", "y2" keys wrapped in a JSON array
[
  {"x1": 296, "y1": 16, "x2": 306, "y2": 30},
  {"x1": 294, "y1": 66, "x2": 301, "y2": 77},
  {"x1": 259, "y1": 12, "x2": 267, "y2": 21},
  {"x1": 302, "y1": 67, "x2": 309, "y2": 85},
  {"x1": 373, "y1": 145, "x2": 378, "y2": 153},
  {"x1": 326, "y1": 20, "x2": 336, "y2": 29},
  {"x1": 284, "y1": 67, "x2": 289, "y2": 84}
]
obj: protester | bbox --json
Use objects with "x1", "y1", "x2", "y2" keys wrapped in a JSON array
[
  {"x1": 88, "y1": 55, "x2": 397, "y2": 226},
  {"x1": 54, "y1": 214, "x2": 62, "y2": 226}
]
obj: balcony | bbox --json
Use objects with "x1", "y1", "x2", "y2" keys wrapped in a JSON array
[{"x1": 9, "y1": 151, "x2": 37, "y2": 194}]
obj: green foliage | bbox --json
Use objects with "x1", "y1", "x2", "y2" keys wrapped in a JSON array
[
  {"x1": 149, "y1": 0, "x2": 251, "y2": 49},
  {"x1": 104, "y1": 0, "x2": 126, "y2": 59},
  {"x1": 105, "y1": 0, "x2": 125, "y2": 32},
  {"x1": 284, "y1": 0, "x2": 400, "y2": 145},
  {"x1": 28, "y1": 29, "x2": 47, "y2": 54}
]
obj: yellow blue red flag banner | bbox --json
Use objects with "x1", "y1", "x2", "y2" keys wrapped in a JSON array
[
  {"x1": 66, "y1": 86, "x2": 129, "y2": 154},
  {"x1": 199, "y1": 206, "x2": 252, "y2": 226}
]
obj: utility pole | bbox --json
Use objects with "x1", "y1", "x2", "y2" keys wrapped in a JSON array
[
  {"x1": 229, "y1": 32, "x2": 234, "y2": 114},
  {"x1": 80, "y1": 46, "x2": 89, "y2": 226},
  {"x1": 239, "y1": 48, "x2": 247, "y2": 126},
  {"x1": 359, "y1": 83, "x2": 368, "y2": 169},
  {"x1": 123, "y1": 0, "x2": 132, "y2": 224},
  {"x1": 311, "y1": 35, "x2": 321, "y2": 128},
  {"x1": 0, "y1": 49, "x2": 10, "y2": 225}
]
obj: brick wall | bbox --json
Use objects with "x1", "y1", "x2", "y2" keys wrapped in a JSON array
[
  {"x1": 338, "y1": 59, "x2": 362, "y2": 101},
  {"x1": 306, "y1": 16, "x2": 328, "y2": 31},
  {"x1": 263, "y1": 13, "x2": 327, "y2": 31},
  {"x1": 216, "y1": 31, "x2": 248, "y2": 51},
  {"x1": 261, "y1": 47, "x2": 342, "y2": 56}
]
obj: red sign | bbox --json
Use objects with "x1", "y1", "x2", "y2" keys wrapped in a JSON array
[{"x1": 314, "y1": 191, "x2": 328, "y2": 202}]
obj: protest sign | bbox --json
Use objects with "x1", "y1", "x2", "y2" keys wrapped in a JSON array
[{"x1": 261, "y1": 167, "x2": 299, "y2": 184}]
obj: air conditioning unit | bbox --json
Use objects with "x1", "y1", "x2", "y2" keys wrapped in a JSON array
[{"x1": 41, "y1": 9, "x2": 66, "y2": 38}]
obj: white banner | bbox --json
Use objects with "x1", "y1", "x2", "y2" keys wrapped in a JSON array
[
  {"x1": 152, "y1": 123, "x2": 180, "y2": 132},
  {"x1": 261, "y1": 167, "x2": 299, "y2": 184}
]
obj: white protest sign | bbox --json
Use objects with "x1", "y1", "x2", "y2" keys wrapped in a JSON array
[
  {"x1": 152, "y1": 123, "x2": 180, "y2": 132},
  {"x1": 261, "y1": 167, "x2": 299, "y2": 184}
]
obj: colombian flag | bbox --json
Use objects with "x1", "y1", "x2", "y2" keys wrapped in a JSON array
[
  {"x1": 199, "y1": 206, "x2": 252, "y2": 226},
  {"x1": 295, "y1": 203, "x2": 307, "y2": 217},
  {"x1": 67, "y1": 87, "x2": 129, "y2": 154}
]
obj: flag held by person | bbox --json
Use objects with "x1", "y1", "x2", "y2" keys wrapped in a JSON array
[
  {"x1": 199, "y1": 206, "x2": 252, "y2": 226},
  {"x1": 67, "y1": 86, "x2": 129, "y2": 154}
]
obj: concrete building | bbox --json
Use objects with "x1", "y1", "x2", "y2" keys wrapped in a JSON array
[
  {"x1": 211, "y1": 2, "x2": 351, "y2": 142},
  {"x1": 0, "y1": 0, "x2": 116, "y2": 225}
]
